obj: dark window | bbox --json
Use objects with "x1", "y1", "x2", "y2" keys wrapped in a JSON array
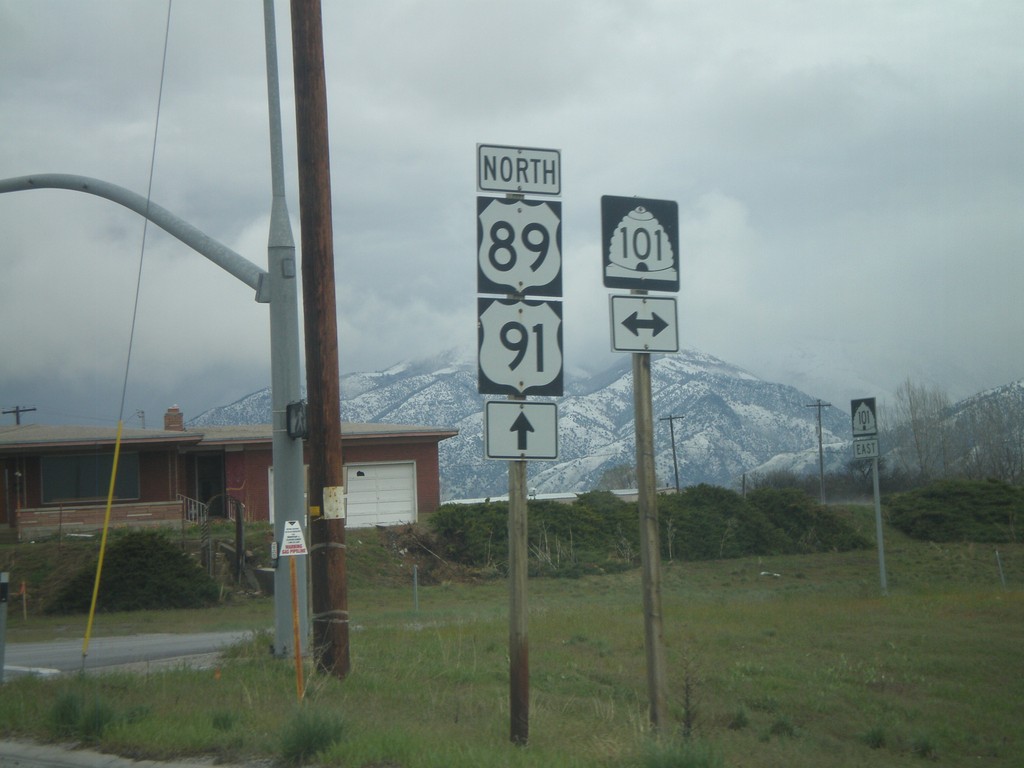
[{"x1": 41, "y1": 453, "x2": 141, "y2": 503}]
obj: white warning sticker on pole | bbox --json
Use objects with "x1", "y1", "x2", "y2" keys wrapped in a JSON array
[{"x1": 279, "y1": 520, "x2": 308, "y2": 557}]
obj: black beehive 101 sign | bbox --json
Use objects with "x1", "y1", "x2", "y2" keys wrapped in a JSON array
[{"x1": 601, "y1": 195, "x2": 679, "y2": 293}]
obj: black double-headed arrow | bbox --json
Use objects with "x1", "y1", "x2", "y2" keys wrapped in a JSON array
[{"x1": 622, "y1": 310, "x2": 669, "y2": 337}]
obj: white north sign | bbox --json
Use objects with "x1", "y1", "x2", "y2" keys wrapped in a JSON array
[{"x1": 477, "y1": 144, "x2": 561, "y2": 196}]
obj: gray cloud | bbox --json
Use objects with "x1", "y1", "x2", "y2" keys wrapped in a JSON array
[{"x1": 1, "y1": 1, "x2": 1022, "y2": 427}]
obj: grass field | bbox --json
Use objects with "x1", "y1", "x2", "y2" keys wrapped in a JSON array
[{"x1": 1, "y1": 515, "x2": 1022, "y2": 767}]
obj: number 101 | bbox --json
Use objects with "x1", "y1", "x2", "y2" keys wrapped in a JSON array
[{"x1": 619, "y1": 225, "x2": 666, "y2": 265}]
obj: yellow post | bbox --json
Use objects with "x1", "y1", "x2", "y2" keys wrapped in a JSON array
[{"x1": 82, "y1": 420, "x2": 124, "y2": 663}]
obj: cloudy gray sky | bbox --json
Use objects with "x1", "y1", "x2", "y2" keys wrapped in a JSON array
[{"x1": 1, "y1": 0, "x2": 1022, "y2": 427}]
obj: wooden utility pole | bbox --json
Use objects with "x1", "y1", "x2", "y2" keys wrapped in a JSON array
[
  {"x1": 805, "y1": 399, "x2": 831, "y2": 504},
  {"x1": 508, "y1": 447, "x2": 529, "y2": 745},
  {"x1": 633, "y1": 349, "x2": 669, "y2": 729},
  {"x1": 290, "y1": 0, "x2": 349, "y2": 678},
  {"x1": 2, "y1": 406, "x2": 36, "y2": 425}
]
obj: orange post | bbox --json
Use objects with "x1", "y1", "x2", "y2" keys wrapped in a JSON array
[{"x1": 290, "y1": 556, "x2": 304, "y2": 701}]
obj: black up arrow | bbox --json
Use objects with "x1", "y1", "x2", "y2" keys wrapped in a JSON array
[
  {"x1": 510, "y1": 411, "x2": 535, "y2": 450},
  {"x1": 622, "y1": 311, "x2": 669, "y2": 337}
]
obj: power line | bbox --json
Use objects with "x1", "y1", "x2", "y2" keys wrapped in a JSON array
[{"x1": 118, "y1": 0, "x2": 173, "y2": 422}]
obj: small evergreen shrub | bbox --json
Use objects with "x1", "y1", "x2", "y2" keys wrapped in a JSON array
[{"x1": 47, "y1": 530, "x2": 220, "y2": 613}]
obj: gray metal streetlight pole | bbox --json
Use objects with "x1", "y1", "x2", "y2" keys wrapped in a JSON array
[
  {"x1": 0, "y1": 170, "x2": 310, "y2": 657},
  {"x1": 263, "y1": 0, "x2": 309, "y2": 657},
  {"x1": 0, "y1": 3, "x2": 315, "y2": 659}
]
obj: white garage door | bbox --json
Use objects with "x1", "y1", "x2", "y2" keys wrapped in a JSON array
[{"x1": 345, "y1": 462, "x2": 417, "y2": 528}]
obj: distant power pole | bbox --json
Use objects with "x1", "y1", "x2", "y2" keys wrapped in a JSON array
[
  {"x1": 659, "y1": 414, "x2": 681, "y2": 492},
  {"x1": 2, "y1": 406, "x2": 36, "y2": 425},
  {"x1": 805, "y1": 399, "x2": 832, "y2": 504}
]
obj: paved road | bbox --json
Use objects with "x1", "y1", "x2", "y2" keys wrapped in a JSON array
[
  {"x1": 1, "y1": 631, "x2": 265, "y2": 767},
  {"x1": 0, "y1": 739, "x2": 260, "y2": 768},
  {"x1": 2, "y1": 631, "x2": 253, "y2": 679}
]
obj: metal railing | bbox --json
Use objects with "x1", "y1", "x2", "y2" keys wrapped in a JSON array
[{"x1": 178, "y1": 494, "x2": 208, "y2": 524}]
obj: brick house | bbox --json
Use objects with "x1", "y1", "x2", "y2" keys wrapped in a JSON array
[{"x1": 0, "y1": 406, "x2": 457, "y2": 539}]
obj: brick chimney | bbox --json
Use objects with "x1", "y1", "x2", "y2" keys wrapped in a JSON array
[{"x1": 164, "y1": 405, "x2": 185, "y2": 432}]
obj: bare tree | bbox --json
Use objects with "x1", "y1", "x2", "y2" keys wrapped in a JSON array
[
  {"x1": 595, "y1": 463, "x2": 637, "y2": 491},
  {"x1": 958, "y1": 391, "x2": 1024, "y2": 484},
  {"x1": 890, "y1": 378, "x2": 955, "y2": 481}
]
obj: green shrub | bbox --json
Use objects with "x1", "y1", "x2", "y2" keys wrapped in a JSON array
[
  {"x1": 48, "y1": 692, "x2": 116, "y2": 743},
  {"x1": 212, "y1": 710, "x2": 238, "y2": 732},
  {"x1": 769, "y1": 716, "x2": 797, "y2": 738},
  {"x1": 727, "y1": 708, "x2": 749, "y2": 730},
  {"x1": 886, "y1": 479, "x2": 1023, "y2": 542},
  {"x1": 49, "y1": 691, "x2": 85, "y2": 738},
  {"x1": 661, "y1": 485, "x2": 788, "y2": 560},
  {"x1": 430, "y1": 487, "x2": 870, "y2": 570},
  {"x1": 279, "y1": 708, "x2": 343, "y2": 766},
  {"x1": 79, "y1": 697, "x2": 117, "y2": 742},
  {"x1": 430, "y1": 493, "x2": 639, "y2": 575},
  {"x1": 861, "y1": 725, "x2": 887, "y2": 749},
  {"x1": 912, "y1": 733, "x2": 938, "y2": 759},
  {"x1": 47, "y1": 530, "x2": 220, "y2": 613},
  {"x1": 747, "y1": 488, "x2": 871, "y2": 553}
]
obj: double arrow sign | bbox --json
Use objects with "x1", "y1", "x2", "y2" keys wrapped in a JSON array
[{"x1": 609, "y1": 295, "x2": 679, "y2": 353}]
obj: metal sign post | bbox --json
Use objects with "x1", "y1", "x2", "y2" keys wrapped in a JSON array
[
  {"x1": 851, "y1": 398, "x2": 887, "y2": 595},
  {"x1": 871, "y1": 455, "x2": 888, "y2": 595}
]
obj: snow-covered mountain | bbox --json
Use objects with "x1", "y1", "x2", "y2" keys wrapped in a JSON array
[{"x1": 190, "y1": 348, "x2": 854, "y2": 501}]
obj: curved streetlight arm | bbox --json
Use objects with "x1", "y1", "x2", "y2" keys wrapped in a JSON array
[{"x1": 0, "y1": 173, "x2": 271, "y2": 302}]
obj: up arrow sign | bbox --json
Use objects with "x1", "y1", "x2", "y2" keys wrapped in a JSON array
[{"x1": 485, "y1": 401, "x2": 558, "y2": 460}]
